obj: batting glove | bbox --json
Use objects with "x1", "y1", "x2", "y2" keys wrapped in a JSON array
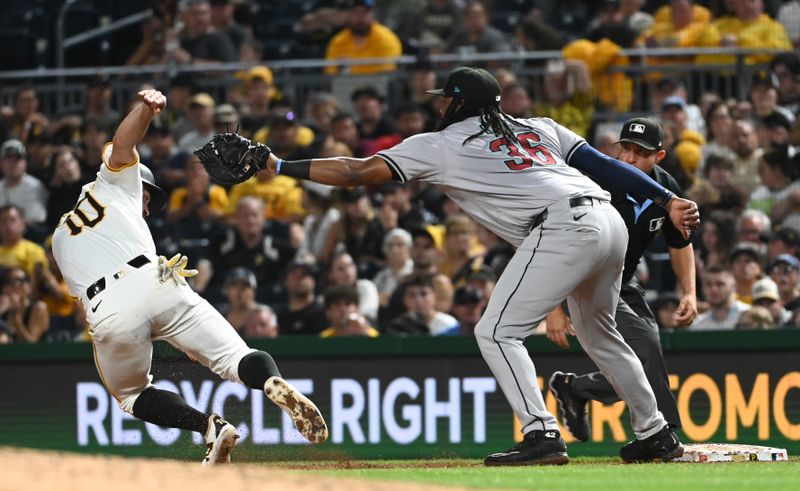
[{"x1": 158, "y1": 253, "x2": 199, "y2": 286}]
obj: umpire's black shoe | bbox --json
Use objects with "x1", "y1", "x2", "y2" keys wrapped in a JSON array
[
  {"x1": 620, "y1": 424, "x2": 684, "y2": 463},
  {"x1": 484, "y1": 430, "x2": 569, "y2": 466},
  {"x1": 549, "y1": 371, "x2": 590, "y2": 442}
]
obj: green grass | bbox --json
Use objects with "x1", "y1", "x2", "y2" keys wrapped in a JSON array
[{"x1": 282, "y1": 457, "x2": 800, "y2": 491}]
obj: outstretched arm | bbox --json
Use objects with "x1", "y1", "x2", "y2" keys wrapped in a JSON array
[
  {"x1": 569, "y1": 144, "x2": 700, "y2": 238},
  {"x1": 109, "y1": 90, "x2": 166, "y2": 169},
  {"x1": 264, "y1": 153, "x2": 395, "y2": 187}
]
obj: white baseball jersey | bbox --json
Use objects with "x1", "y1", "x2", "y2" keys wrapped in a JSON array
[
  {"x1": 52, "y1": 143, "x2": 156, "y2": 297},
  {"x1": 377, "y1": 116, "x2": 608, "y2": 247}
]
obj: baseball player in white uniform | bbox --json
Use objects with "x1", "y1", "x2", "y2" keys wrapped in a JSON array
[
  {"x1": 261, "y1": 67, "x2": 699, "y2": 465},
  {"x1": 52, "y1": 90, "x2": 327, "y2": 465}
]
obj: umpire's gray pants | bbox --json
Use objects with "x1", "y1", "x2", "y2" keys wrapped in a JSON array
[{"x1": 474, "y1": 196, "x2": 666, "y2": 439}]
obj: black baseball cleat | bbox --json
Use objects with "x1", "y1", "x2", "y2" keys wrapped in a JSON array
[
  {"x1": 202, "y1": 413, "x2": 239, "y2": 466},
  {"x1": 484, "y1": 430, "x2": 569, "y2": 466},
  {"x1": 620, "y1": 424, "x2": 684, "y2": 463},
  {"x1": 549, "y1": 371, "x2": 590, "y2": 442}
]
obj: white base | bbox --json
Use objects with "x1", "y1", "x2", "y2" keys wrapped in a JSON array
[{"x1": 675, "y1": 443, "x2": 789, "y2": 463}]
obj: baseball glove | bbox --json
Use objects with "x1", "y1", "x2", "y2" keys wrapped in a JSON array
[{"x1": 193, "y1": 133, "x2": 271, "y2": 185}]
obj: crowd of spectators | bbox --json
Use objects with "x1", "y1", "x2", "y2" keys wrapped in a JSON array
[{"x1": 0, "y1": 0, "x2": 799, "y2": 343}]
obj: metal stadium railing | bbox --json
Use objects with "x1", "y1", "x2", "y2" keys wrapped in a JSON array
[{"x1": 0, "y1": 47, "x2": 786, "y2": 122}]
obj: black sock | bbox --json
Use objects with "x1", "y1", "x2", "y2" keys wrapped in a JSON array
[
  {"x1": 131, "y1": 387, "x2": 209, "y2": 434},
  {"x1": 238, "y1": 351, "x2": 281, "y2": 390}
]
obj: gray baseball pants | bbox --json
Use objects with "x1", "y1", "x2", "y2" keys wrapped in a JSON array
[{"x1": 474, "y1": 196, "x2": 667, "y2": 440}]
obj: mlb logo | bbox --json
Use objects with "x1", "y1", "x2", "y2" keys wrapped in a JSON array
[
  {"x1": 649, "y1": 217, "x2": 664, "y2": 232},
  {"x1": 630, "y1": 123, "x2": 646, "y2": 134}
]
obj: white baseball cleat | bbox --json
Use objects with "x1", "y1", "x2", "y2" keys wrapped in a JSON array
[
  {"x1": 264, "y1": 376, "x2": 329, "y2": 444},
  {"x1": 201, "y1": 413, "x2": 239, "y2": 465}
]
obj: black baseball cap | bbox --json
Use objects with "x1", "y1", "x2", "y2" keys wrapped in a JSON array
[
  {"x1": 426, "y1": 66, "x2": 501, "y2": 105},
  {"x1": 617, "y1": 117, "x2": 664, "y2": 151},
  {"x1": 759, "y1": 111, "x2": 792, "y2": 131},
  {"x1": 751, "y1": 70, "x2": 779, "y2": 90},
  {"x1": 225, "y1": 267, "x2": 257, "y2": 289},
  {"x1": 729, "y1": 241, "x2": 765, "y2": 266},
  {"x1": 762, "y1": 226, "x2": 800, "y2": 246}
]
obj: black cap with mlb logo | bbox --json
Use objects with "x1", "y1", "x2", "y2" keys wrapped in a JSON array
[
  {"x1": 617, "y1": 117, "x2": 664, "y2": 151},
  {"x1": 426, "y1": 66, "x2": 502, "y2": 105}
]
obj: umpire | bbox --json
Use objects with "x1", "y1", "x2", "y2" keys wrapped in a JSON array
[{"x1": 547, "y1": 117, "x2": 696, "y2": 440}]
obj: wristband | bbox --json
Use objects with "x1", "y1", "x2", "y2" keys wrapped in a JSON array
[
  {"x1": 278, "y1": 159, "x2": 312, "y2": 180},
  {"x1": 653, "y1": 188, "x2": 674, "y2": 208},
  {"x1": 275, "y1": 159, "x2": 283, "y2": 175}
]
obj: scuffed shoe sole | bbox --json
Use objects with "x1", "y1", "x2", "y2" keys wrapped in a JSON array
[
  {"x1": 202, "y1": 424, "x2": 239, "y2": 466},
  {"x1": 265, "y1": 376, "x2": 329, "y2": 444},
  {"x1": 484, "y1": 452, "x2": 570, "y2": 467},
  {"x1": 622, "y1": 444, "x2": 685, "y2": 464}
]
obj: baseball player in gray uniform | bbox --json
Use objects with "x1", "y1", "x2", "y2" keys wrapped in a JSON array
[
  {"x1": 259, "y1": 67, "x2": 699, "y2": 465},
  {"x1": 52, "y1": 90, "x2": 327, "y2": 465}
]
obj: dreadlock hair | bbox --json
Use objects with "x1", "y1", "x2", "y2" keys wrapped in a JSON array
[{"x1": 437, "y1": 98, "x2": 535, "y2": 147}]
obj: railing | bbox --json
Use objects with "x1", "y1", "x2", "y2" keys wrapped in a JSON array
[{"x1": 0, "y1": 47, "x2": 787, "y2": 122}]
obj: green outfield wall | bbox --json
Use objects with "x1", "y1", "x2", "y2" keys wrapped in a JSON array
[{"x1": 1, "y1": 330, "x2": 798, "y2": 461}]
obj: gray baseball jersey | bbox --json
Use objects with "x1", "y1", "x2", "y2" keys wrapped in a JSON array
[
  {"x1": 378, "y1": 116, "x2": 609, "y2": 247},
  {"x1": 380, "y1": 116, "x2": 666, "y2": 440}
]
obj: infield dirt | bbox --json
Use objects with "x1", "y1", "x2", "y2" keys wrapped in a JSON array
[{"x1": 1, "y1": 448, "x2": 471, "y2": 491}]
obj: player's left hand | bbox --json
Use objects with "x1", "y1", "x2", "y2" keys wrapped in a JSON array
[
  {"x1": 138, "y1": 89, "x2": 167, "y2": 113},
  {"x1": 667, "y1": 197, "x2": 700, "y2": 240},
  {"x1": 545, "y1": 307, "x2": 575, "y2": 349},
  {"x1": 158, "y1": 253, "x2": 198, "y2": 286},
  {"x1": 673, "y1": 293, "x2": 698, "y2": 326}
]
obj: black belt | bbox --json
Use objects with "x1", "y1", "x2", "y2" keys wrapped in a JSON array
[
  {"x1": 86, "y1": 255, "x2": 150, "y2": 301},
  {"x1": 569, "y1": 196, "x2": 600, "y2": 208}
]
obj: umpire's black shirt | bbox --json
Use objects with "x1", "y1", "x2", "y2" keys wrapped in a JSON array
[{"x1": 599, "y1": 165, "x2": 691, "y2": 285}]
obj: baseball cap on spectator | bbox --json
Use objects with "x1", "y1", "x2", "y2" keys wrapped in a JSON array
[
  {"x1": 410, "y1": 226, "x2": 438, "y2": 247},
  {"x1": 771, "y1": 52, "x2": 800, "y2": 81},
  {"x1": 467, "y1": 266, "x2": 497, "y2": 284},
  {"x1": 303, "y1": 180, "x2": 335, "y2": 199},
  {"x1": 246, "y1": 65, "x2": 274, "y2": 85},
  {"x1": 224, "y1": 267, "x2": 257, "y2": 289},
  {"x1": 214, "y1": 104, "x2": 239, "y2": 124},
  {"x1": 351, "y1": 85, "x2": 384, "y2": 102},
  {"x1": 270, "y1": 109, "x2": 297, "y2": 128},
  {"x1": 453, "y1": 285, "x2": 484, "y2": 305},
  {"x1": 87, "y1": 73, "x2": 111, "y2": 89},
  {"x1": 759, "y1": 111, "x2": 792, "y2": 132},
  {"x1": 147, "y1": 117, "x2": 171, "y2": 137},
  {"x1": 661, "y1": 95, "x2": 687, "y2": 111},
  {"x1": 617, "y1": 117, "x2": 663, "y2": 151},
  {"x1": 751, "y1": 70, "x2": 779, "y2": 90},
  {"x1": 190, "y1": 93, "x2": 215, "y2": 109},
  {"x1": 761, "y1": 226, "x2": 799, "y2": 246},
  {"x1": 729, "y1": 241, "x2": 765, "y2": 266},
  {"x1": 770, "y1": 253, "x2": 800, "y2": 272},
  {"x1": 340, "y1": 187, "x2": 367, "y2": 203},
  {"x1": 282, "y1": 258, "x2": 318, "y2": 280},
  {"x1": 0, "y1": 139, "x2": 26, "y2": 159},
  {"x1": 752, "y1": 277, "x2": 780, "y2": 303},
  {"x1": 426, "y1": 66, "x2": 502, "y2": 105}
]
